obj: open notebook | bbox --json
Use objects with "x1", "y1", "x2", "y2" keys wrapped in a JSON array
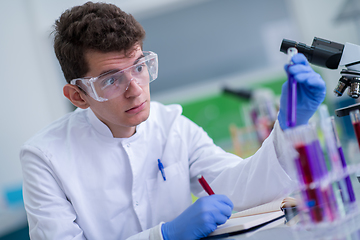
[{"x1": 208, "y1": 197, "x2": 296, "y2": 237}]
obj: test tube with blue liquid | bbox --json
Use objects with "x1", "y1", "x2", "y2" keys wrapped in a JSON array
[
  {"x1": 330, "y1": 116, "x2": 356, "y2": 207},
  {"x1": 286, "y1": 47, "x2": 298, "y2": 128}
]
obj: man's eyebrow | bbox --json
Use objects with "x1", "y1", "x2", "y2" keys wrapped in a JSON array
[
  {"x1": 99, "y1": 54, "x2": 145, "y2": 76},
  {"x1": 133, "y1": 54, "x2": 145, "y2": 65}
]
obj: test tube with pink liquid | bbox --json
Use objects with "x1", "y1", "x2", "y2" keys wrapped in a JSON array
[
  {"x1": 285, "y1": 125, "x2": 336, "y2": 224},
  {"x1": 350, "y1": 109, "x2": 360, "y2": 150}
]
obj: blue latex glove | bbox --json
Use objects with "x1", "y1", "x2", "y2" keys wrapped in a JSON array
[
  {"x1": 278, "y1": 53, "x2": 326, "y2": 130},
  {"x1": 161, "y1": 195, "x2": 233, "y2": 240}
]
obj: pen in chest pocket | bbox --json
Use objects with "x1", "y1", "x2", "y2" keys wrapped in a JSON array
[{"x1": 157, "y1": 159, "x2": 166, "y2": 181}]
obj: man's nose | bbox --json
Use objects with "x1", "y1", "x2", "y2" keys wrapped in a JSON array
[{"x1": 124, "y1": 77, "x2": 142, "y2": 97}]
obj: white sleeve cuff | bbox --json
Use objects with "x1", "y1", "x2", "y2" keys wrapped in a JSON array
[
  {"x1": 150, "y1": 222, "x2": 165, "y2": 240},
  {"x1": 271, "y1": 120, "x2": 298, "y2": 181},
  {"x1": 126, "y1": 223, "x2": 164, "y2": 240}
]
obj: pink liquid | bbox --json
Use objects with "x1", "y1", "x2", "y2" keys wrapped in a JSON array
[
  {"x1": 353, "y1": 122, "x2": 360, "y2": 150},
  {"x1": 295, "y1": 144, "x2": 323, "y2": 222}
]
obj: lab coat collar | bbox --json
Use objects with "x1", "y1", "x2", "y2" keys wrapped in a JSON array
[{"x1": 86, "y1": 107, "x2": 143, "y2": 140}]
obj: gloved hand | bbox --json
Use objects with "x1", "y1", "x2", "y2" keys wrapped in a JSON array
[
  {"x1": 161, "y1": 194, "x2": 233, "y2": 240},
  {"x1": 278, "y1": 53, "x2": 326, "y2": 130}
]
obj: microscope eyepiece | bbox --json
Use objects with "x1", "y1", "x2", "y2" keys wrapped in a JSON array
[
  {"x1": 280, "y1": 39, "x2": 313, "y2": 62},
  {"x1": 280, "y1": 37, "x2": 344, "y2": 69},
  {"x1": 280, "y1": 39, "x2": 297, "y2": 54}
]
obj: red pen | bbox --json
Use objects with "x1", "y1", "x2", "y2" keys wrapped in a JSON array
[{"x1": 197, "y1": 174, "x2": 215, "y2": 195}]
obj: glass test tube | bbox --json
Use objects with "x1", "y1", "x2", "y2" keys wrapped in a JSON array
[
  {"x1": 311, "y1": 135, "x2": 338, "y2": 222},
  {"x1": 331, "y1": 116, "x2": 356, "y2": 205},
  {"x1": 286, "y1": 47, "x2": 298, "y2": 128},
  {"x1": 285, "y1": 125, "x2": 327, "y2": 223},
  {"x1": 318, "y1": 106, "x2": 348, "y2": 218},
  {"x1": 350, "y1": 109, "x2": 360, "y2": 150}
]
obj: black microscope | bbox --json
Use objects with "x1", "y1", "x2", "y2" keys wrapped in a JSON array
[{"x1": 280, "y1": 37, "x2": 360, "y2": 117}]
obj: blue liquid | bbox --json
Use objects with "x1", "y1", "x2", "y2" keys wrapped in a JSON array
[{"x1": 286, "y1": 65, "x2": 297, "y2": 128}]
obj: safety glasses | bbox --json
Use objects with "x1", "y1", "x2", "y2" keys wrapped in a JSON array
[{"x1": 70, "y1": 51, "x2": 158, "y2": 102}]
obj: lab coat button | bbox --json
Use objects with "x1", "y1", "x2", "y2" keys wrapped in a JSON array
[
  {"x1": 126, "y1": 144, "x2": 130, "y2": 148},
  {"x1": 135, "y1": 201, "x2": 139, "y2": 206}
]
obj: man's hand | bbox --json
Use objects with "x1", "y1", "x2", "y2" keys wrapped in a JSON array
[
  {"x1": 161, "y1": 195, "x2": 233, "y2": 240},
  {"x1": 278, "y1": 53, "x2": 326, "y2": 130}
]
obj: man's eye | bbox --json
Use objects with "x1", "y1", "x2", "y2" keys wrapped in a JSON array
[
  {"x1": 103, "y1": 77, "x2": 116, "y2": 87},
  {"x1": 135, "y1": 64, "x2": 145, "y2": 73}
]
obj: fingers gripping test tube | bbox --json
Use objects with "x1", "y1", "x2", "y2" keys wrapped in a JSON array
[{"x1": 286, "y1": 47, "x2": 298, "y2": 128}]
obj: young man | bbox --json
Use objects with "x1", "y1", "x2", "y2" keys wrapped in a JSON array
[{"x1": 20, "y1": 2, "x2": 326, "y2": 240}]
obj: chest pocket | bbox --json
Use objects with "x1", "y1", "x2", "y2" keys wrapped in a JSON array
[{"x1": 146, "y1": 161, "x2": 192, "y2": 225}]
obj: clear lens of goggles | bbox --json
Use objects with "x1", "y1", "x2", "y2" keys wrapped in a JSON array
[{"x1": 70, "y1": 51, "x2": 158, "y2": 102}]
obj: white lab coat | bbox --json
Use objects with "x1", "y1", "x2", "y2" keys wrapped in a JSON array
[{"x1": 20, "y1": 101, "x2": 296, "y2": 240}]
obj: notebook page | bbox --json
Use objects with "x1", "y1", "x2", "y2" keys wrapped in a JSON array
[{"x1": 230, "y1": 198, "x2": 284, "y2": 219}]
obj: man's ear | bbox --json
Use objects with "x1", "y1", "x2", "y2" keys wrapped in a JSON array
[{"x1": 63, "y1": 84, "x2": 90, "y2": 109}]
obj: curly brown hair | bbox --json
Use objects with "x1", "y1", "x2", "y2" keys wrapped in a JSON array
[{"x1": 53, "y1": 1, "x2": 146, "y2": 83}]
